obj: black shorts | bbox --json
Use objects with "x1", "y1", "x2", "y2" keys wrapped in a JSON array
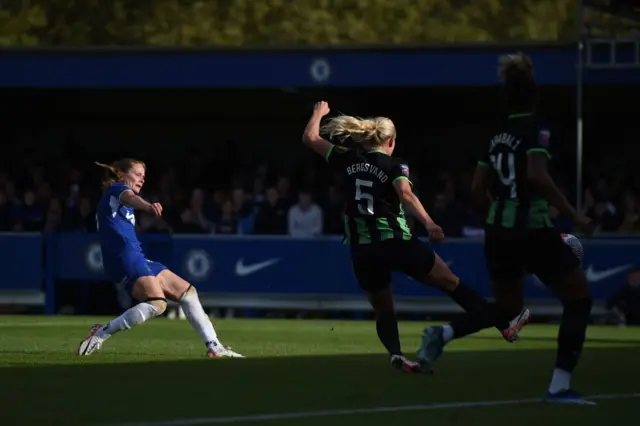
[
  {"x1": 484, "y1": 226, "x2": 580, "y2": 284},
  {"x1": 350, "y1": 238, "x2": 436, "y2": 292}
]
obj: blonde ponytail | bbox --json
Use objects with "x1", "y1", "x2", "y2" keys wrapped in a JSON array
[{"x1": 320, "y1": 115, "x2": 396, "y2": 147}]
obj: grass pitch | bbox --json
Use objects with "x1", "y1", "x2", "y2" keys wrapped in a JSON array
[{"x1": 0, "y1": 316, "x2": 638, "y2": 426}]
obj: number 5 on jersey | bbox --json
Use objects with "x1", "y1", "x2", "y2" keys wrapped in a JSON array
[
  {"x1": 489, "y1": 152, "x2": 517, "y2": 198},
  {"x1": 355, "y1": 179, "x2": 374, "y2": 215}
]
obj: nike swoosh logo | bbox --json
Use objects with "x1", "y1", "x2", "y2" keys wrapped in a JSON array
[
  {"x1": 585, "y1": 264, "x2": 632, "y2": 283},
  {"x1": 235, "y1": 258, "x2": 280, "y2": 277}
]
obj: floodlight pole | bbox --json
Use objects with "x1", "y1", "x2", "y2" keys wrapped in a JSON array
[{"x1": 576, "y1": 0, "x2": 585, "y2": 214}]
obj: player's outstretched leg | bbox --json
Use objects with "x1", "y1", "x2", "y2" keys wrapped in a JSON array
[
  {"x1": 365, "y1": 286, "x2": 423, "y2": 374},
  {"x1": 432, "y1": 254, "x2": 530, "y2": 342},
  {"x1": 416, "y1": 255, "x2": 514, "y2": 372},
  {"x1": 158, "y1": 270, "x2": 244, "y2": 358},
  {"x1": 78, "y1": 276, "x2": 166, "y2": 356},
  {"x1": 542, "y1": 269, "x2": 595, "y2": 405},
  {"x1": 417, "y1": 302, "x2": 507, "y2": 372}
]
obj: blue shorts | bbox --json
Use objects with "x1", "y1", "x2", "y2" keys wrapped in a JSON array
[{"x1": 103, "y1": 252, "x2": 167, "y2": 293}]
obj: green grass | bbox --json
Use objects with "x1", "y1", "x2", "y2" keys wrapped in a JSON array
[{"x1": 0, "y1": 316, "x2": 638, "y2": 426}]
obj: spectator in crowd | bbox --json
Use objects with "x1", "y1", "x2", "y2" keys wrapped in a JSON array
[
  {"x1": 583, "y1": 185, "x2": 619, "y2": 232},
  {"x1": 607, "y1": 267, "x2": 640, "y2": 326},
  {"x1": 156, "y1": 191, "x2": 179, "y2": 230},
  {"x1": 77, "y1": 197, "x2": 97, "y2": 232},
  {"x1": 214, "y1": 199, "x2": 238, "y2": 234},
  {"x1": 276, "y1": 176, "x2": 294, "y2": 210},
  {"x1": 254, "y1": 187, "x2": 287, "y2": 235},
  {"x1": 139, "y1": 211, "x2": 172, "y2": 234},
  {"x1": 323, "y1": 185, "x2": 344, "y2": 235},
  {"x1": 0, "y1": 190, "x2": 15, "y2": 231},
  {"x1": 207, "y1": 189, "x2": 225, "y2": 223},
  {"x1": 231, "y1": 186, "x2": 252, "y2": 220},
  {"x1": 618, "y1": 191, "x2": 640, "y2": 233},
  {"x1": 37, "y1": 181, "x2": 53, "y2": 207},
  {"x1": 288, "y1": 189, "x2": 323, "y2": 238},
  {"x1": 251, "y1": 176, "x2": 266, "y2": 210},
  {"x1": 429, "y1": 184, "x2": 465, "y2": 237},
  {"x1": 44, "y1": 198, "x2": 63, "y2": 232},
  {"x1": 177, "y1": 188, "x2": 211, "y2": 233},
  {"x1": 18, "y1": 189, "x2": 45, "y2": 231}
]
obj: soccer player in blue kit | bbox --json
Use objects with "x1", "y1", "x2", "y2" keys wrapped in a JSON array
[{"x1": 78, "y1": 159, "x2": 243, "y2": 358}]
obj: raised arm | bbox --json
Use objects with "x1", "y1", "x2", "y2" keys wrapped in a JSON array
[{"x1": 302, "y1": 101, "x2": 334, "y2": 159}]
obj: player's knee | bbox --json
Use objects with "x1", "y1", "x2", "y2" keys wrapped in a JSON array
[
  {"x1": 366, "y1": 288, "x2": 395, "y2": 314},
  {"x1": 180, "y1": 284, "x2": 197, "y2": 300},
  {"x1": 146, "y1": 298, "x2": 168, "y2": 316},
  {"x1": 430, "y1": 274, "x2": 459, "y2": 293}
]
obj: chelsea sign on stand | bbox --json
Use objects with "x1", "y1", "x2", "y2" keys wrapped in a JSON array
[
  {"x1": 310, "y1": 58, "x2": 331, "y2": 83},
  {"x1": 184, "y1": 250, "x2": 213, "y2": 282},
  {"x1": 86, "y1": 242, "x2": 104, "y2": 272}
]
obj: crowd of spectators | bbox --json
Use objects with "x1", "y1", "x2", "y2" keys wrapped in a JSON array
[{"x1": 1, "y1": 157, "x2": 639, "y2": 238}]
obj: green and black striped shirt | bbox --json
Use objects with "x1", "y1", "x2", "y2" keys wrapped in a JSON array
[
  {"x1": 326, "y1": 145, "x2": 412, "y2": 245},
  {"x1": 479, "y1": 113, "x2": 553, "y2": 230}
]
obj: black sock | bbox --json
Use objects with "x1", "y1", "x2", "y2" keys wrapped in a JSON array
[
  {"x1": 376, "y1": 312, "x2": 402, "y2": 356},
  {"x1": 449, "y1": 302, "x2": 505, "y2": 339},
  {"x1": 449, "y1": 282, "x2": 486, "y2": 312},
  {"x1": 556, "y1": 298, "x2": 592, "y2": 373},
  {"x1": 449, "y1": 283, "x2": 510, "y2": 330}
]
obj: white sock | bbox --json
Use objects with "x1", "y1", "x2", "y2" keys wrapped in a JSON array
[
  {"x1": 441, "y1": 325, "x2": 455, "y2": 343},
  {"x1": 180, "y1": 287, "x2": 221, "y2": 350},
  {"x1": 99, "y1": 302, "x2": 160, "y2": 338},
  {"x1": 548, "y1": 368, "x2": 572, "y2": 394}
]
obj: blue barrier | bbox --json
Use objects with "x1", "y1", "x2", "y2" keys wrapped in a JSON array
[
  {"x1": 0, "y1": 233, "x2": 43, "y2": 291},
  {"x1": 1, "y1": 44, "x2": 639, "y2": 88},
  {"x1": 1, "y1": 233, "x2": 638, "y2": 314}
]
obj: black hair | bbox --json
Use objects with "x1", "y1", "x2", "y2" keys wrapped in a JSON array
[{"x1": 498, "y1": 52, "x2": 537, "y2": 113}]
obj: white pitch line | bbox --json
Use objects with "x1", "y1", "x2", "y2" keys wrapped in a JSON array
[
  {"x1": 102, "y1": 393, "x2": 640, "y2": 426},
  {"x1": 0, "y1": 322, "x2": 87, "y2": 328}
]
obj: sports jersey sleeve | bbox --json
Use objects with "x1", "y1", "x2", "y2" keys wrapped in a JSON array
[
  {"x1": 109, "y1": 182, "x2": 134, "y2": 202},
  {"x1": 391, "y1": 162, "x2": 412, "y2": 185},
  {"x1": 524, "y1": 128, "x2": 552, "y2": 159},
  {"x1": 325, "y1": 145, "x2": 352, "y2": 168}
]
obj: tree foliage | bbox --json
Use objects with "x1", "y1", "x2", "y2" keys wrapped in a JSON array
[{"x1": 0, "y1": 0, "x2": 632, "y2": 47}]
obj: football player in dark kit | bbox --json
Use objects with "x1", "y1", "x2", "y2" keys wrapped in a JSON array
[
  {"x1": 471, "y1": 52, "x2": 596, "y2": 405},
  {"x1": 302, "y1": 101, "x2": 523, "y2": 374}
]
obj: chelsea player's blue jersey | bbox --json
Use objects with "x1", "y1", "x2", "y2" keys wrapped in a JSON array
[{"x1": 96, "y1": 182, "x2": 142, "y2": 260}]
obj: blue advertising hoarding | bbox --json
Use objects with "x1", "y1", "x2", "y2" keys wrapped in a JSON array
[
  {"x1": 1, "y1": 44, "x2": 638, "y2": 88},
  {"x1": 45, "y1": 233, "x2": 639, "y2": 302},
  {"x1": 0, "y1": 233, "x2": 43, "y2": 291}
]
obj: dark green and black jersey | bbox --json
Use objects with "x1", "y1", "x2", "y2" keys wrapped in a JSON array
[
  {"x1": 479, "y1": 113, "x2": 553, "y2": 230},
  {"x1": 325, "y1": 145, "x2": 412, "y2": 245}
]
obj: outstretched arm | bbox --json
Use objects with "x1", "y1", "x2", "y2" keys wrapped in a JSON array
[
  {"x1": 302, "y1": 101, "x2": 333, "y2": 159},
  {"x1": 393, "y1": 178, "x2": 444, "y2": 242},
  {"x1": 121, "y1": 191, "x2": 163, "y2": 216}
]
